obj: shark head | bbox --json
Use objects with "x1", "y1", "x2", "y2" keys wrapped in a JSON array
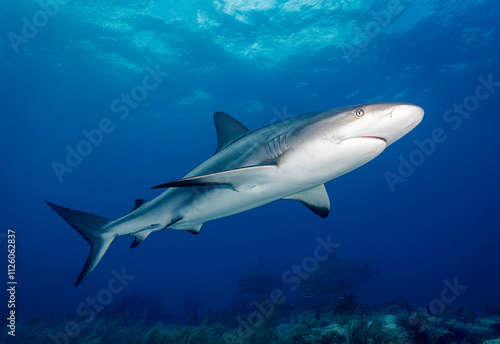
[
  {"x1": 292, "y1": 102, "x2": 423, "y2": 148},
  {"x1": 282, "y1": 102, "x2": 424, "y2": 182},
  {"x1": 334, "y1": 102, "x2": 424, "y2": 147}
]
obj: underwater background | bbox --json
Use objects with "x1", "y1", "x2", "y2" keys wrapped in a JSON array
[{"x1": 1, "y1": 0, "x2": 500, "y2": 343}]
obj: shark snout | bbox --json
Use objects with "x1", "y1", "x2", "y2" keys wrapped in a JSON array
[
  {"x1": 382, "y1": 103, "x2": 424, "y2": 146},
  {"x1": 396, "y1": 103, "x2": 424, "y2": 127}
]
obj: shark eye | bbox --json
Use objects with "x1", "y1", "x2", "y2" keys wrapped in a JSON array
[{"x1": 354, "y1": 108, "x2": 364, "y2": 118}]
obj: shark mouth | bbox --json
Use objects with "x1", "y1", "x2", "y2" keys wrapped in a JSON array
[
  {"x1": 361, "y1": 136, "x2": 387, "y2": 143},
  {"x1": 363, "y1": 136, "x2": 387, "y2": 142},
  {"x1": 337, "y1": 136, "x2": 387, "y2": 146}
]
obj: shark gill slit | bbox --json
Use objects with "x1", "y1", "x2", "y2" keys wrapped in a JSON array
[
  {"x1": 267, "y1": 140, "x2": 277, "y2": 159},
  {"x1": 272, "y1": 138, "x2": 279, "y2": 157},
  {"x1": 281, "y1": 133, "x2": 288, "y2": 152},
  {"x1": 274, "y1": 137, "x2": 283, "y2": 156},
  {"x1": 264, "y1": 145, "x2": 272, "y2": 159}
]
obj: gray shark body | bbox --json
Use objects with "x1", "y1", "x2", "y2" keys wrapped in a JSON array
[
  {"x1": 237, "y1": 260, "x2": 281, "y2": 297},
  {"x1": 300, "y1": 253, "x2": 381, "y2": 294},
  {"x1": 47, "y1": 102, "x2": 423, "y2": 286}
]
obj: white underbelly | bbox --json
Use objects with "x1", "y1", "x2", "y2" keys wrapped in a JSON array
[
  {"x1": 170, "y1": 179, "x2": 306, "y2": 229},
  {"x1": 170, "y1": 137, "x2": 386, "y2": 230}
]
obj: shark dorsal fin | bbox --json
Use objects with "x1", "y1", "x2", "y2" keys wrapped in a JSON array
[
  {"x1": 127, "y1": 199, "x2": 147, "y2": 214},
  {"x1": 214, "y1": 112, "x2": 250, "y2": 153}
]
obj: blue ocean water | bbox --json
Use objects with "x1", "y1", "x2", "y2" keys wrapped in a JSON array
[{"x1": 1, "y1": 0, "x2": 500, "y2": 341}]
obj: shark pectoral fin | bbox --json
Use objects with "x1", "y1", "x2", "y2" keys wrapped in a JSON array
[
  {"x1": 151, "y1": 165, "x2": 276, "y2": 192},
  {"x1": 283, "y1": 184, "x2": 331, "y2": 218},
  {"x1": 214, "y1": 112, "x2": 250, "y2": 153}
]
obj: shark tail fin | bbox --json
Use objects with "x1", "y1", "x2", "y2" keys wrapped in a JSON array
[{"x1": 46, "y1": 201, "x2": 116, "y2": 287}]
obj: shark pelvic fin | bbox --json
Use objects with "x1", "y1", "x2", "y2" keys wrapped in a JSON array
[
  {"x1": 214, "y1": 112, "x2": 250, "y2": 153},
  {"x1": 283, "y1": 184, "x2": 331, "y2": 218},
  {"x1": 151, "y1": 165, "x2": 276, "y2": 192},
  {"x1": 185, "y1": 224, "x2": 202, "y2": 235},
  {"x1": 46, "y1": 201, "x2": 116, "y2": 287}
]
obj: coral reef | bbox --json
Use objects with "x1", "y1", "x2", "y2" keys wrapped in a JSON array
[{"x1": 4, "y1": 291, "x2": 500, "y2": 344}]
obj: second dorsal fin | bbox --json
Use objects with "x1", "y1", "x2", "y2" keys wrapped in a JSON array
[
  {"x1": 214, "y1": 112, "x2": 250, "y2": 153},
  {"x1": 127, "y1": 199, "x2": 147, "y2": 214}
]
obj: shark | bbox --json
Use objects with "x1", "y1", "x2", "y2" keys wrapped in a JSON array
[
  {"x1": 299, "y1": 253, "x2": 382, "y2": 295},
  {"x1": 237, "y1": 260, "x2": 281, "y2": 297},
  {"x1": 47, "y1": 102, "x2": 424, "y2": 286}
]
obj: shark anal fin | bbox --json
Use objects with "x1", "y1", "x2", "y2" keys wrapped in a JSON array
[
  {"x1": 214, "y1": 112, "x2": 250, "y2": 153},
  {"x1": 131, "y1": 230, "x2": 151, "y2": 248},
  {"x1": 130, "y1": 221, "x2": 174, "y2": 248},
  {"x1": 151, "y1": 165, "x2": 276, "y2": 192},
  {"x1": 283, "y1": 184, "x2": 331, "y2": 218}
]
